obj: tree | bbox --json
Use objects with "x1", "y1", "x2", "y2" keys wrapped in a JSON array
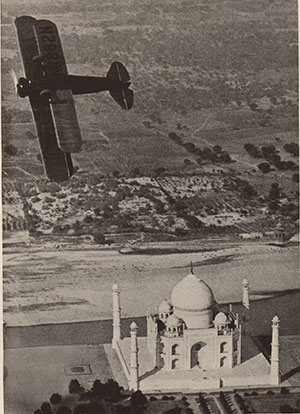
[
  {"x1": 249, "y1": 102, "x2": 258, "y2": 111},
  {"x1": 132, "y1": 167, "x2": 141, "y2": 176},
  {"x1": 50, "y1": 393, "x2": 62, "y2": 405},
  {"x1": 168, "y1": 132, "x2": 179, "y2": 140},
  {"x1": 240, "y1": 183, "x2": 257, "y2": 199},
  {"x1": 261, "y1": 144, "x2": 276, "y2": 159},
  {"x1": 130, "y1": 390, "x2": 148, "y2": 411},
  {"x1": 175, "y1": 227, "x2": 187, "y2": 237},
  {"x1": 213, "y1": 145, "x2": 222, "y2": 153},
  {"x1": 183, "y1": 142, "x2": 195, "y2": 152},
  {"x1": 4, "y1": 144, "x2": 18, "y2": 156},
  {"x1": 283, "y1": 142, "x2": 299, "y2": 156},
  {"x1": 94, "y1": 208, "x2": 100, "y2": 216},
  {"x1": 91, "y1": 379, "x2": 106, "y2": 400},
  {"x1": 258, "y1": 162, "x2": 271, "y2": 173},
  {"x1": 218, "y1": 151, "x2": 231, "y2": 163},
  {"x1": 57, "y1": 407, "x2": 71, "y2": 414},
  {"x1": 93, "y1": 231, "x2": 106, "y2": 244},
  {"x1": 104, "y1": 379, "x2": 123, "y2": 402},
  {"x1": 69, "y1": 379, "x2": 83, "y2": 395},
  {"x1": 244, "y1": 143, "x2": 261, "y2": 158},
  {"x1": 292, "y1": 173, "x2": 299, "y2": 183},
  {"x1": 269, "y1": 183, "x2": 280, "y2": 200},
  {"x1": 41, "y1": 402, "x2": 52, "y2": 414}
]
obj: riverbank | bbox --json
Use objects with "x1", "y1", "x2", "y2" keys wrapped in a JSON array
[{"x1": 3, "y1": 241, "x2": 299, "y2": 326}]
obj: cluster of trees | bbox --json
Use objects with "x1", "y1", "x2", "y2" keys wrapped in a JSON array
[
  {"x1": 168, "y1": 132, "x2": 232, "y2": 164},
  {"x1": 33, "y1": 394, "x2": 66, "y2": 414},
  {"x1": 34, "y1": 379, "x2": 149, "y2": 414},
  {"x1": 244, "y1": 143, "x2": 262, "y2": 158},
  {"x1": 244, "y1": 143, "x2": 298, "y2": 173}
]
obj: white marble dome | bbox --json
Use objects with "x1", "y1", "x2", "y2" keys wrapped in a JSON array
[
  {"x1": 171, "y1": 272, "x2": 214, "y2": 311},
  {"x1": 170, "y1": 272, "x2": 216, "y2": 329},
  {"x1": 166, "y1": 314, "x2": 182, "y2": 328},
  {"x1": 158, "y1": 299, "x2": 172, "y2": 314},
  {"x1": 214, "y1": 312, "x2": 229, "y2": 325}
]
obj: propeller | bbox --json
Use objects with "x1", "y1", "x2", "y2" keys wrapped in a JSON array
[{"x1": 11, "y1": 69, "x2": 19, "y2": 95}]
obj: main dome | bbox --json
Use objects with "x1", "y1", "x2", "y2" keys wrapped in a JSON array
[
  {"x1": 170, "y1": 272, "x2": 215, "y2": 329},
  {"x1": 171, "y1": 272, "x2": 214, "y2": 311}
]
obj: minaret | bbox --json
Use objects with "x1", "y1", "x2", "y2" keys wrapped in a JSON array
[
  {"x1": 112, "y1": 283, "x2": 121, "y2": 349},
  {"x1": 270, "y1": 316, "x2": 280, "y2": 385},
  {"x1": 129, "y1": 321, "x2": 139, "y2": 391},
  {"x1": 242, "y1": 278, "x2": 250, "y2": 309}
]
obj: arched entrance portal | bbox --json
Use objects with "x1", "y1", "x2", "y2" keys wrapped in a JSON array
[{"x1": 190, "y1": 341, "x2": 206, "y2": 368}]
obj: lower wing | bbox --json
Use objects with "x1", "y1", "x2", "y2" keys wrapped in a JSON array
[
  {"x1": 50, "y1": 89, "x2": 82, "y2": 153},
  {"x1": 30, "y1": 96, "x2": 73, "y2": 182}
]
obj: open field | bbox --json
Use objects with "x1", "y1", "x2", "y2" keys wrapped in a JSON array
[{"x1": 4, "y1": 344, "x2": 114, "y2": 414}]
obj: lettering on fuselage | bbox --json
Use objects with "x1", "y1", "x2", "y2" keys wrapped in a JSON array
[{"x1": 35, "y1": 23, "x2": 65, "y2": 76}]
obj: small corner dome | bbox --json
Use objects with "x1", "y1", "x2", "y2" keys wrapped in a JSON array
[
  {"x1": 171, "y1": 272, "x2": 215, "y2": 311},
  {"x1": 214, "y1": 312, "x2": 229, "y2": 325},
  {"x1": 158, "y1": 299, "x2": 172, "y2": 314},
  {"x1": 166, "y1": 314, "x2": 182, "y2": 328}
]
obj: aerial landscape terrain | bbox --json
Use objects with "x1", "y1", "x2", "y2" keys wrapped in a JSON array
[
  {"x1": 2, "y1": 0, "x2": 298, "y2": 244},
  {"x1": 1, "y1": 0, "x2": 299, "y2": 413}
]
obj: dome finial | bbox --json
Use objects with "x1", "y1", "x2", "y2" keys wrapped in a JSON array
[{"x1": 190, "y1": 261, "x2": 194, "y2": 274}]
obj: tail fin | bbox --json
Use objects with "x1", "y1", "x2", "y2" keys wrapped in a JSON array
[
  {"x1": 109, "y1": 88, "x2": 133, "y2": 110},
  {"x1": 107, "y1": 62, "x2": 134, "y2": 110}
]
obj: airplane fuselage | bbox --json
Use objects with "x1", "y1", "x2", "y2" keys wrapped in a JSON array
[{"x1": 17, "y1": 74, "x2": 130, "y2": 98}]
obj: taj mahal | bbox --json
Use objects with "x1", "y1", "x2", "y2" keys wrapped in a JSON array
[{"x1": 111, "y1": 267, "x2": 281, "y2": 392}]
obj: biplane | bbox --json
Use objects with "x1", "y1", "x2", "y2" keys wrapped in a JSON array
[{"x1": 14, "y1": 15, "x2": 133, "y2": 182}]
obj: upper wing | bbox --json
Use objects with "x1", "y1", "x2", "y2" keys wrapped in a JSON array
[
  {"x1": 15, "y1": 16, "x2": 39, "y2": 80},
  {"x1": 15, "y1": 16, "x2": 73, "y2": 182},
  {"x1": 33, "y1": 19, "x2": 82, "y2": 153}
]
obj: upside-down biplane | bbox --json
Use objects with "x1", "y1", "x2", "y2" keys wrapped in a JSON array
[{"x1": 14, "y1": 15, "x2": 133, "y2": 182}]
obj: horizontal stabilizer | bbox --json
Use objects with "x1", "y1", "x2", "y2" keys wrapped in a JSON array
[{"x1": 109, "y1": 88, "x2": 134, "y2": 110}]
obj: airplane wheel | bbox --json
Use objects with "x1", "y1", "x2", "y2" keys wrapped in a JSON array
[{"x1": 18, "y1": 77, "x2": 28, "y2": 85}]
